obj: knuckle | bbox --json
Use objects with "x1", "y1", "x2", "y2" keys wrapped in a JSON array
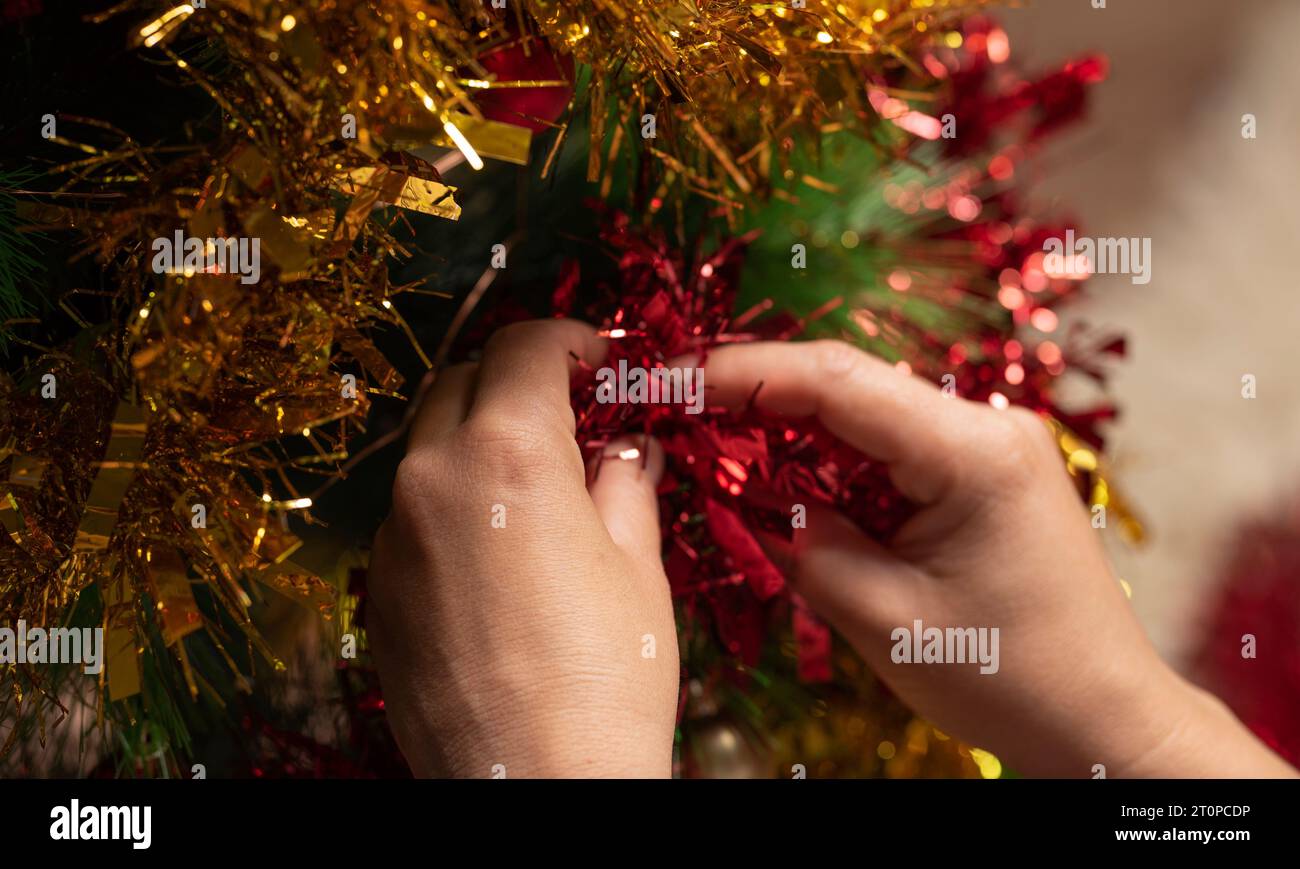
[
  {"x1": 811, "y1": 339, "x2": 868, "y2": 379},
  {"x1": 455, "y1": 416, "x2": 562, "y2": 482},
  {"x1": 972, "y1": 407, "x2": 1051, "y2": 488},
  {"x1": 1006, "y1": 407, "x2": 1059, "y2": 460},
  {"x1": 486, "y1": 319, "x2": 546, "y2": 354},
  {"x1": 391, "y1": 451, "x2": 448, "y2": 514}
]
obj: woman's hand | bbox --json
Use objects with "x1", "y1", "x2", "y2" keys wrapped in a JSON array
[
  {"x1": 700, "y1": 339, "x2": 1293, "y2": 778},
  {"x1": 367, "y1": 320, "x2": 678, "y2": 778}
]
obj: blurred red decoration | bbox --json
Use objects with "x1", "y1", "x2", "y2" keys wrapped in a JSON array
[{"x1": 1195, "y1": 497, "x2": 1300, "y2": 768}]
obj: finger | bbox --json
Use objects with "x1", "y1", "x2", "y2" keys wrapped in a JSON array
[
  {"x1": 693, "y1": 340, "x2": 968, "y2": 504},
  {"x1": 586, "y1": 435, "x2": 665, "y2": 563},
  {"x1": 468, "y1": 319, "x2": 608, "y2": 439},
  {"x1": 757, "y1": 502, "x2": 916, "y2": 643},
  {"x1": 408, "y1": 362, "x2": 479, "y2": 449}
]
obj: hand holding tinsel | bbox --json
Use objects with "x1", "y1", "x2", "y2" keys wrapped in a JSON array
[
  {"x1": 557, "y1": 214, "x2": 890, "y2": 676},
  {"x1": 364, "y1": 318, "x2": 681, "y2": 778},
  {"x1": 3, "y1": 0, "x2": 1131, "y2": 780}
]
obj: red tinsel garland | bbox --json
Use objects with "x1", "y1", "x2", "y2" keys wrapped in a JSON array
[{"x1": 320, "y1": 18, "x2": 1125, "y2": 775}]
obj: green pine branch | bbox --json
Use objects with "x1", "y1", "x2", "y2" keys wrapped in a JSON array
[{"x1": 0, "y1": 168, "x2": 49, "y2": 351}]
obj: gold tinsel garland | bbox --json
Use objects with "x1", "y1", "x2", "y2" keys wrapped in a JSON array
[{"x1": 1, "y1": 0, "x2": 1000, "y2": 765}]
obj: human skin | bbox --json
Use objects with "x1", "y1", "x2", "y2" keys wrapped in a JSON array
[
  {"x1": 366, "y1": 319, "x2": 678, "y2": 777},
  {"x1": 698, "y1": 338, "x2": 1295, "y2": 779},
  {"x1": 368, "y1": 319, "x2": 1294, "y2": 778}
]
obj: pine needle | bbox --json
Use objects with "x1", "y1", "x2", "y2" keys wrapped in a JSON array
[{"x1": 0, "y1": 168, "x2": 49, "y2": 351}]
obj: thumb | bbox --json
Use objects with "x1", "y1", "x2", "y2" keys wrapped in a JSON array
[
  {"x1": 586, "y1": 435, "x2": 665, "y2": 563},
  {"x1": 757, "y1": 502, "x2": 916, "y2": 647}
]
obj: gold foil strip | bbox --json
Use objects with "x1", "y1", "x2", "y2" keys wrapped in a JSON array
[
  {"x1": 0, "y1": 456, "x2": 46, "y2": 547},
  {"x1": 253, "y1": 560, "x2": 335, "y2": 616},
  {"x1": 241, "y1": 206, "x2": 318, "y2": 281},
  {"x1": 339, "y1": 166, "x2": 462, "y2": 221},
  {"x1": 103, "y1": 568, "x2": 141, "y2": 701},
  {"x1": 339, "y1": 328, "x2": 405, "y2": 392},
  {"x1": 0, "y1": 491, "x2": 26, "y2": 548},
  {"x1": 385, "y1": 114, "x2": 533, "y2": 166},
  {"x1": 148, "y1": 549, "x2": 202, "y2": 647},
  {"x1": 75, "y1": 402, "x2": 146, "y2": 553}
]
